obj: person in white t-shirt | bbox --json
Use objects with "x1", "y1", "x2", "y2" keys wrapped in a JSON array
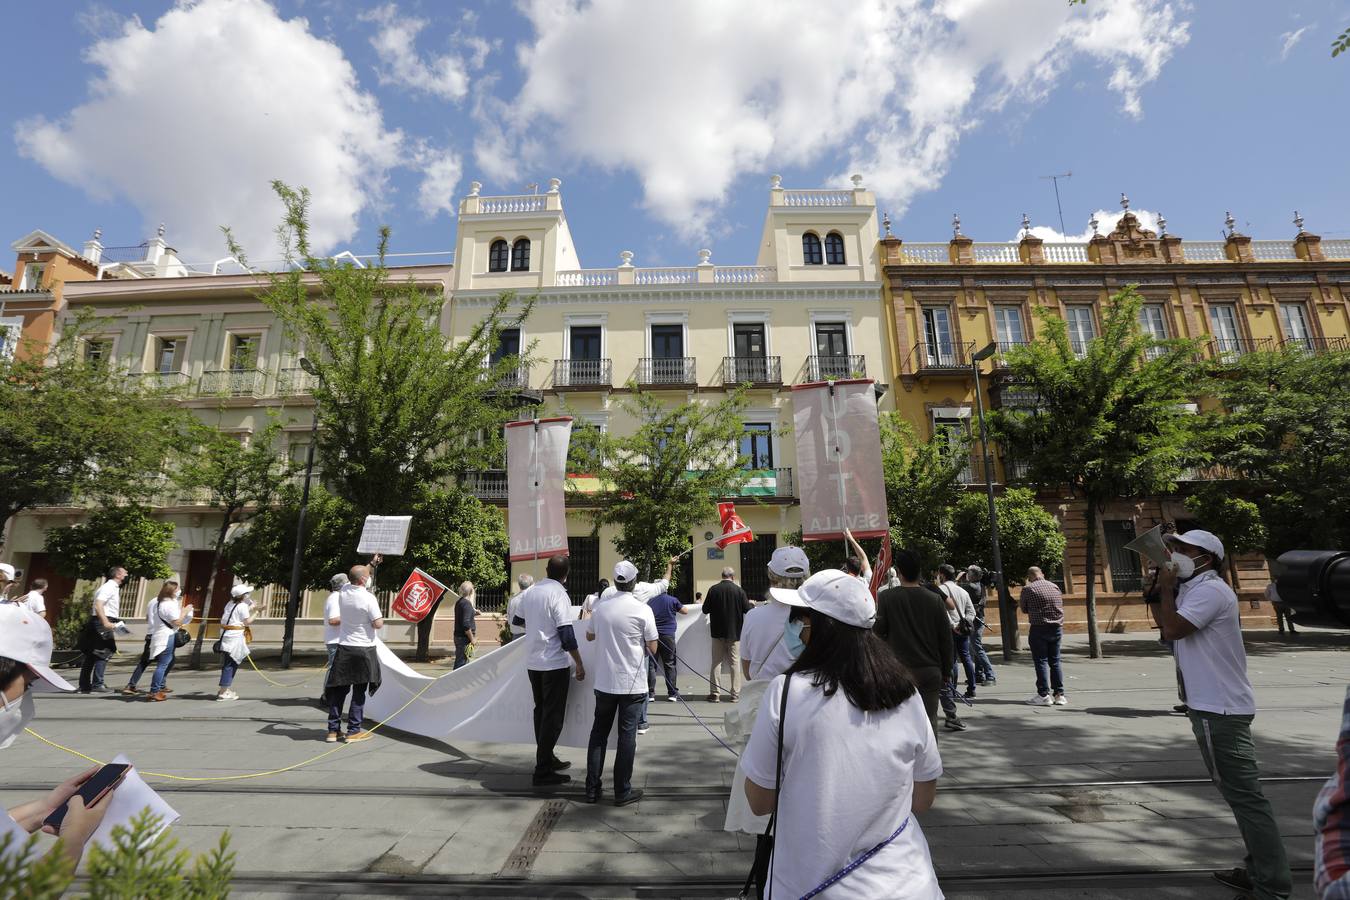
[
  {"x1": 11, "y1": 579, "x2": 47, "y2": 620},
  {"x1": 141, "y1": 581, "x2": 193, "y2": 703},
  {"x1": 215, "y1": 584, "x2": 255, "y2": 702},
  {"x1": 324, "y1": 566, "x2": 384, "y2": 744},
  {"x1": 78, "y1": 565, "x2": 128, "y2": 693},
  {"x1": 519, "y1": 555, "x2": 586, "y2": 787},
  {"x1": 1, "y1": 604, "x2": 119, "y2": 870},
  {"x1": 743, "y1": 569, "x2": 943, "y2": 899},
  {"x1": 505, "y1": 574, "x2": 534, "y2": 640},
  {"x1": 583, "y1": 559, "x2": 662, "y2": 807},
  {"x1": 1152, "y1": 530, "x2": 1291, "y2": 900},
  {"x1": 578, "y1": 578, "x2": 613, "y2": 620}
]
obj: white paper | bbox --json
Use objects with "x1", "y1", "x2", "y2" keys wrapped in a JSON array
[
  {"x1": 89, "y1": 754, "x2": 180, "y2": 851},
  {"x1": 366, "y1": 606, "x2": 713, "y2": 749},
  {"x1": 356, "y1": 515, "x2": 413, "y2": 556}
]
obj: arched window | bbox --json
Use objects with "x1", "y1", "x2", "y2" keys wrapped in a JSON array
[
  {"x1": 824, "y1": 232, "x2": 846, "y2": 265},
  {"x1": 488, "y1": 239, "x2": 509, "y2": 272},
  {"x1": 802, "y1": 232, "x2": 823, "y2": 265},
  {"x1": 510, "y1": 238, "x2": 531, "y2": 272}
]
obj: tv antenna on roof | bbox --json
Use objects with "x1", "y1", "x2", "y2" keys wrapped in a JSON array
[{"x1": 1039, "y1": 172, "x2": 1072, "y2": 236}]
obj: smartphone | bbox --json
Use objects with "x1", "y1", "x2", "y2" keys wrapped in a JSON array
[{"x1": 43, "y1": 763, "x2": 130, "y2": 830}]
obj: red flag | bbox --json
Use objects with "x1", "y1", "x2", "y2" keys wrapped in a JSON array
[
  {"x1": 392, "y1": 568, "x2": 448, "y2": 623},
  {"x1": 716, "y1": 502, "x2": 753, "y2": 549},
  {"x1": 868, "y1": 534, "x2": 893, "y2": 598}
]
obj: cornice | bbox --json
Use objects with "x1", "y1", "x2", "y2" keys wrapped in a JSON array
[{"x1": 450, "y1": 281, "x2": 882, "y2": 308}]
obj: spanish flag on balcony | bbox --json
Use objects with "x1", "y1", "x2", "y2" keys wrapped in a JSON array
[{"x1": 715, "y1": 502, "x2": 754, "y2": 549}]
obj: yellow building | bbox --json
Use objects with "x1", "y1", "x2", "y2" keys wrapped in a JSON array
[{"x1": 879, "y1": 202, "x2": 1350, "y2": 631}]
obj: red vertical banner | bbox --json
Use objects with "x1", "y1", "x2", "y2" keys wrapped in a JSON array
[
  {"x1": 791, "y1": 379, "x2": 889, "y2": 542},
  {"x1": 506, "y1": 417, "x2": 573, "y2": 562}
]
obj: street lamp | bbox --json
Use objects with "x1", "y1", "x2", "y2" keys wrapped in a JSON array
[
  {"x1": 971, "y1": 342, "x2": 1017, "y2": 661},
  {"x1": 280, "y1": 356, "x2": 319, "y2": 669}
]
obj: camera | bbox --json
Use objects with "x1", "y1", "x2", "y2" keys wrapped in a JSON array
[{"x1": 1275, "y1": 550, "x2": 1350, "y2": 628}]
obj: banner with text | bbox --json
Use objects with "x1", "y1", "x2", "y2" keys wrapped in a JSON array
[
  {"x1": 506, "y1": 417, "x2": 573, "y2": 562},
  {"x1": 392, "y1": 568, "x2": 448, "y2": 623},
  {"x1": 791, "y1": 379, "x2": 889, "y2": 541}
]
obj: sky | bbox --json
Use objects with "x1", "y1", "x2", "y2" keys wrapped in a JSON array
[{"x1": 2, "y1": 0, "x2": 1348, "y2": 272}]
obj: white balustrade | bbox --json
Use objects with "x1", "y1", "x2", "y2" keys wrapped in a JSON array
[
  {"x1": 634, "y1": 267, "x2": 698, "y2": 285},
  {"x1": 1185, "y1": 241, "x2": 1227, "y2": 262},
  {"x1": 477, "y1": 195, "x2": 547, "y2": 214},
  {"x1": 556, "y1": 269, "x2": 618, "y2": 287},
  {"x1": 1320, "y1": 239, "x2": 1350, "y2": 260},
  {"x1": 972, "y1": 243, "x2": 1021, "y2": 263},
  {"x1": 901, "y1": 243, "x2": 948, "y2": 263},
  {"x1": 1042, "y1": 243, "x2": 1090, "y2": 263},
  {"x1": 1249, "y1": 241, "x2": 1298, "y2": 261},
  {"x1": 712, "y1": 266, "x2": 775, "y2": 283},
  {"x1": 782, "y1": 190, "x2": 854, "y2": 207}
]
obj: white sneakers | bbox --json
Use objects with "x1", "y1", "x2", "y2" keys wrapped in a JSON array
[
  {"x1": 216, "y1": 689, "x2": 239, "y2": 702},
  {"x1": 1052, "y1": 694, "x2": 1069, "y2": 706},
  {"x1": 1026, "y1": 694, "x2": 1053, "y2": 706}
]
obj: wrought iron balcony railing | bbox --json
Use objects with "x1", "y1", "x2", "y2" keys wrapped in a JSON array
[
  {"x1": 723, "y1": 356, "x2": 783, "y2": 386},
  {"x1": 198, "y1": 368, "x2": 267, "y2": 398},
  {"x1": 806, "y1": 355, "x2": 865, "y2": 382},
  {"x1": 553, "y1": 358, "x2": 612, "y2": 389},
  {"x1": 638, "y1": 357, "x2": 696, "y2": 386},
  {"x1": 910, "y1": 341, "x2": 974, "y2": 372}
]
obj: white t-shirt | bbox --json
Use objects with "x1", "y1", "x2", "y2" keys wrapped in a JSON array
[
  {"x1": 146, "y1": 597, "x2": 190, "y2": 658},
  {"x1": 1174, "y1": 571, "x2": 1256, "y2": 716},
  {"x1": 586, "y1": 591, "x2": 658, "y2": 696},
  {"x1": 21, "y1": 591, "x2": 45, "y2": 617},
  {"x1": 93, "y1": 579, "x2": 120, "y2": 620},
  {"x1": 743, "y1": 674, "x2": 944, "y2": 899},
  {"x1": 219, "y1": 599, "x2": 252, "y2": 663},
  {"x1": 520, "y1": 579, "x2": 576, "y2": 671},
  {"x1": 323, "y1": 592, "x2": 342, "y2": 645},
  {"x1": 506, "y1": 591, "x2": 525, "y2": 636},
  {"x1": 740, "y1": 601, "x2": 795, "y2": 682},
  {"x1": 337, "y1": 584, "x2": 383, "y2": 647}
]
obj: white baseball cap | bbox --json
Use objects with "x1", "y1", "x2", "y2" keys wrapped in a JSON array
[
  {"x1": 0, "y1": 563, "x2": 14, "y2": 581},
  {"x1": 230, "y1": 584, "x2": 253, "y2": 599},
  {"x1": 767, "y1": 546, "x2": 810, "y2": 578},
  {"x1": 0, "y1": 604, "x2": 75, "y2": 692},
  {"x1": 776, "y1": 569, "x2": 876, "y2": 629},
  {"x1": 1168, "y1": 529, "x2": 1225, "y2": 561},
  {"x1": 614, "y1": 560, "x2": 638, "y2": 583}
]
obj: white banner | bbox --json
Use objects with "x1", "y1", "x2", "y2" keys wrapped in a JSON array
[
  {"x1": 791, "y1": 379, "x2": 889, "y2": 541},
  {"x1": 365, "y1": 606, "x2": 713, "y2": 749},
  {"x1": 506, "y1": 417, "x2": 573, "y2": 562}
]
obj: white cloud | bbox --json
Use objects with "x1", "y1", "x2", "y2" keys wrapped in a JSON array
[
  {"x1": 1278, "y1": 26, "x2": 1310, "y2": 62},
  {"x1": 362, "y1": 3, "x2": 487, "y2": 102},
  {"x1": 486, "y1": 0, "x2": 1189, "y2": 240},
  {"x1": 15, "y1": 0, "x2": 403, "y2": 260},
  {"x1": 1025, "y1": 208, "x2": 1163, "y2": 243},
  {"x1": 410, "y1": 141, "x2": 463, "y2": 218}
]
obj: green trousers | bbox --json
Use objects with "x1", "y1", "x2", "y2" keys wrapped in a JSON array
[{"x1": 1189, "y1": 710, "x2": 1292, "y2": 900}]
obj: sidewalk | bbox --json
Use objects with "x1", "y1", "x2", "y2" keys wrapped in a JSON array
[{"x1": 8, "y1": 631, "x2": 1344, "y2": 897}]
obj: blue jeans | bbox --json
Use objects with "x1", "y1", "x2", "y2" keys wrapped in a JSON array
[
  {"x1": 952, "y1": 633, "x2": 976, "y2": 693},
  {"x1": 971, "y1": 620, "x2": 995, "y2": 681},
  {"x1": 453, "y1": 636, "x2": 471, "y2": 670},
  {"x1": 1029, "y1": 623, "x2": 1064, "y2": 697},
  {"x1": 586, "y1": 690, "x2": 644, "y2": 798},
  {"x1": 149, "y1": 647, "x2": 175, "y2": 693},
  {"x1": 326, "y1": 683, "x2": 368, "y2": 734},
  {"x1": 219, "y1": 656, "x2": 240, "y2": 688}
]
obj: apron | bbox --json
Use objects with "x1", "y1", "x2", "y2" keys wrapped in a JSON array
[{"x1": 219, "y1": 600, "x2": 251, "y2": 664}]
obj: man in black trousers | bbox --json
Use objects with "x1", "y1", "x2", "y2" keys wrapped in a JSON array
[{"x1": 517, "y1": 554, "x2": 586, "y2": 787}]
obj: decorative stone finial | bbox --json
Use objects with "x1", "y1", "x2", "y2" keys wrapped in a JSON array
[
  {"x1": 1120, "y1": 192, "x2": 1130, "y2": 211},
  {"x1": 952, "y1": 213, "x2": 962, "y2": 237},
  {"x1": 1225, "y1": 211, "x2": 1236, "y2": 236},
  {"x1": 1157, "y1": 213, "x2": 1167, "y2": 237},
  {"x1": 697, "y1": 248, "x2": 712, "y2": 265},
  {"x1": 619, "y1": 250, "x2": 634, "y2": 267},
  {"x1": 468, "y1": 181, "x2": 481, "y2": 197},
  {"x1": 547, "y1": 178, "x2": 561, "y2": 193},
  {"x1": 769, "y1": 174, "x2": 782, "y2": 189},
  {"x1": 1294, "y1": 210, "x2": 1305, "y2": 234},
  {"x1": 882, "y1": 212, "x2": 892, "y2": 237},
  {"x1": 1021, "y1": 213, "x2": 1031, "y2": 237},
  {"x1": 93, "y1": 228, "x2": 102, "y2": 241},
  {"x1": 156, "y1": 223, "x2": 166, "y2": 238},
  {"x1": 850, "y1": 174, "x2": 863, "y2": 189},
  {"x1": 1089, "y1": 214, "x2": 1100, "y2": 237}
]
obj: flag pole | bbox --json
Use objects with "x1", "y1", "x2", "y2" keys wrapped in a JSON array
[
  {"x1": 828, "y1": 382, "x2": 849, "y2": 558},
  {"x1": 676, "y1": 529, "x2": 751, "y2": 559}
]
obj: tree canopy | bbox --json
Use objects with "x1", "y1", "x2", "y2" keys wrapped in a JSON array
[
  {"x1": 948, "y1": 487, "x2": 1066, "y2": 586},
  {"x1": 44, "y1": 505, "x2": 176, "y2": 581},
  {"x1": 880, "y1": 414, "x2": 967, "y2": 574}
]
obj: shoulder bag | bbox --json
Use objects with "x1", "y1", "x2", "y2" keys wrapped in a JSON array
[
  {"x1": 160, "y1": 608, "x2": 191, "y2": 649},
  {"x1": 212, "y1": 601, "x2": 238, "y2": 655},
  {"x1": 740, "y1": 673, "x2": 791, "y2": 900}
]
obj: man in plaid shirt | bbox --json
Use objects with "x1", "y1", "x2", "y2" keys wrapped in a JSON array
[
  {"x1": 1019, "y1": 567, "x2": 1067, "y2": 706},
  {"x1": 1316, "y1": 686, "x2": 1350, "y2": 898}
]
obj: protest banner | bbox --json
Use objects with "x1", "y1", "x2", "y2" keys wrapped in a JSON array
[
  {"x1": 357, "y1": 515, "x2": 413, "y2": 555},
  {"x1": 392, "y1": 568, "x2": 448, "y2": 623},
  {"x1": 506, "y1": 417, "x2": 573, "y2": 561},
  {"x1": 791, "y1": 378, "x2": 889, "y2": 541}
]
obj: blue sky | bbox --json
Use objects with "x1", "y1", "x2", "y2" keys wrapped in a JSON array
[{"x1": 2, "y1": 0, "x2": 1348, "y2": 272}]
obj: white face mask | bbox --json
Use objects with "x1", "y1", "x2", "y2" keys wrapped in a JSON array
[
  {"x1": 0, "y1": 687, "x2": 36, "y2": 750},
  {"x1": 1170, "y1": 551, "x2": 1207, "y2": 580}
]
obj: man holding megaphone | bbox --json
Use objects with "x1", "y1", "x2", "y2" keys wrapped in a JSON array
[{"x1": 1150, "y1": 529, "x2": 1292, "y2": 900}]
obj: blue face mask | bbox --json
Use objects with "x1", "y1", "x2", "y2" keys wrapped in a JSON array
[{"x1": 784, "y1": 619, "x2": 807, "y2": 658}]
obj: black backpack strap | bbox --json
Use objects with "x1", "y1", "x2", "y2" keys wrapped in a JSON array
[{"x1": 766, "y1": 673, "x2": 790, "y2": 900}]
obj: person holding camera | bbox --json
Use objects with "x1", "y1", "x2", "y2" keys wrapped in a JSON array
[{"x1": 1152, "y1": 529, "x2": 1291, "y2": 900}]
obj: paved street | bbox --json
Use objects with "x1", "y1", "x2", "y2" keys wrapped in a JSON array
[{"x1": 6, "y1": 630, "x2": 1346, "y2": 898}]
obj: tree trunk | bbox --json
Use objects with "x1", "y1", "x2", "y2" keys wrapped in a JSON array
[
  {"x1": 189, "y1": 515, "x2": 233, "y2": 669},
  {"x1": 1083, "y1": 502, "x2": 1102, "y2": 659},
  {"x1": 415, "y1": 595, "x2": 445, "y2": 662}
]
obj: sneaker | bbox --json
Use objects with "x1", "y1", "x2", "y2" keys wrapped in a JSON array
[
  {"x1": 730, "y1": 694, "x2": 739, "y2": 702},
  {"x1": 532, "y1": 772, "x2": 571, "y2": 787},
  {"x1": 943, "y1": 717, "x2": 967, "y2": 731},
  {"x1": 666, "y1": 695, "x2": 679, "y2": 703},
  {"x1": 1212, "y1": 867, "x2": 1253, "y2": 892},
  {"x1": 614, "y1": 789, "x2": 645, "y2": 807},
  {"x1": 345, "y1": 730, "x2": 374, "y2": 743},
  {"x1": 975, "y1": 677, "x2": 986, "y2": 686},
  {"x1": 1052, "y1": 694, "x2": 1069, "y2": 706},
  {"x1": 963, "y1": 689, "x2": 976, "y2": 700},
  {"x1": 1173, "y1": 703, "x2": 1190, "y2": 714},
  {"x1": 1026, "y1": 694, "x2": 1053, "y2": 706},
  {"x1": 584, "y1": 791, "x2": 602, "y2": 804},
  {"x1": 325, "y1": 732, "x2": 341, "y2": 743},
  {"x1": 707, "y1": 694, "x2": 721, "y2": 703},
  {"x1": 90, "y1": 685, "x2": 111, "y2": 694},
  {"x1": 637, "y1": 725, "x2": 650, "y2": 735},
  {"x1": 549, "y1": 758, "x2": 571, "y2": 772},
  {"x1": 215, "y1": 693, "x2": 233, "y2": 702},
  {"x1": 648, "y1": 692, "x2": 655, "y2": 701},
  {"x1": 121, "y1": 686, "x2": 140, "y2": 696}
]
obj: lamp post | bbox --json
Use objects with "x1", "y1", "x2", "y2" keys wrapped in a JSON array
[
  {"x1": 280, "y1": 356, "x2": 319, "y2": 669},
  {"x1": 971, "y1": 342, "x2": 1017, "y2": 661}
]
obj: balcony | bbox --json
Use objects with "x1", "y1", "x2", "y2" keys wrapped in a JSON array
[
  {"x1": 486, "y1": 365, "x2": 530, "y2": 391},
  {"x1": 737, "y1": 467, "x2": 794, "y2": 499},
  {"x1": 993, "y1": 340, "x2": 1029, "y2": 368},
  {"x1": 136, "y1": 371, "x2": 191, "y2": 391},
  {"x1": 910, "y1": 341, "x2": 974, "y2": 373},
  {"x1": 723, "y1": 356, "x2": 783, "y2": 387},
  {"x1": 553, "y1": 358, "x2": 612, "y2": 390},
  {"x1": 1282, "y1": 336, "x2": 1349, "y2": 354},
  {"x1": 199, "y1": 368, "x2": 267, "y2": 399},
  {"x1": 955, "y1": 454, "x2": 990, "y2": 486},
  {"x1": 276, "y1": 367, "x2": 317, "y2": 397},
  {"x1": 638, "y1": 357, "x2": 696, "y2": 387},
  {"x1": 1207, "y1": 337, "x2": 1274, "y2": 362},
  {"x1": 465, "y1": 470, "x2": 508, "y2": 500},
  {"x1": 806, "y1": 355, "x2": 866, "y2": 382}
]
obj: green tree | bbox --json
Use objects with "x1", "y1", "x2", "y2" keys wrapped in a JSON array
[
  {"x1": 1183, "y1": 486, "x2": 1266, "y2": 583},
  {"x1": 992, "y1": 286, "x2": 1207, "y2": 658},
  {"x1": 948, "y1": 487, "x2": 1067, "y2": 586},
  {"x1": 0, "y1": 312, "x2": 193, "y2": 541},
  {"x1": 223, "y1": 484, "x2": 356, "y2": 591},
  {"x1": 174, "y1": 418, "x2": 294, "y2": 667},
  {"x1": 44, "y1": 506, "x2": 176, "y2": 581},
  {"x1": 1196, "y1": 345, "x2": 1350, "y2": 555},
  {"x1": 569, "y1": 386, "x2": 750, "y2": 580},
  {"x1": 881, "y1": 414, "x2": 967, "y2": 574}
]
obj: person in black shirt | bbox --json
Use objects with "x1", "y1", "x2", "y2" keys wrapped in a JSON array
[
  {"x1": 453, "y1": 582, "x2": 476, "y2": 670},
  {"x1": 704, "y1": 568, "x2": 751, "y2": 702},
  {"x1": 875, "y1": 548, "x2": 962, "y2": 732}
]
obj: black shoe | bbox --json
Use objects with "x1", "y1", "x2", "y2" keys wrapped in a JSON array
[
  {"x1": 614, "y1": 789, "x2": 644, "y2": 807},
  {"x1": 944, "y1": 717, "x2": 967, "y2": 731},
  {"x1": 532, "y1": 772, "x2": 571, "y2": 787},
  {"x1": 1213, "y1": 867, "x2": 1252, "y2": 892},
  {"x1": 584, "y1": 790, "x2": 602, "y2": 804},
  {"x1": 963, "y1": 689, "x2": 976, "y2": 700},
  {"x1": 975, "y1": 678, "x2": 986, "y2": 686},
  {"x1": 549, "y1": 758, "x2": 571, "y2": 772},
  {"x1": 1173, "y1": 703, "x2": 1190, "y2": 714}
]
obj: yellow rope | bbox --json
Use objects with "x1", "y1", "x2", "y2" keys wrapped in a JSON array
[
  {"x1": 243, "y1": 653, "x2": 315, "y2": 688},
  {"x1": 24, "y1": 660, "x2": 447, "y2": 783}
]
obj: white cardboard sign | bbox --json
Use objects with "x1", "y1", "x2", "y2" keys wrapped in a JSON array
[{"x1": 356, "y1": 515, "x2": 413, "y2": 556}]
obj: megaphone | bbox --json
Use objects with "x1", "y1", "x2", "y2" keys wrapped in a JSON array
[{"x1": 1125, "y1": 525, "x2": 1172, "y2": 569}]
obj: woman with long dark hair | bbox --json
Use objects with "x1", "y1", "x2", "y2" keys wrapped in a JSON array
[{"x1": 743, "y1": 569, "x2": 943, "y2": 898}]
